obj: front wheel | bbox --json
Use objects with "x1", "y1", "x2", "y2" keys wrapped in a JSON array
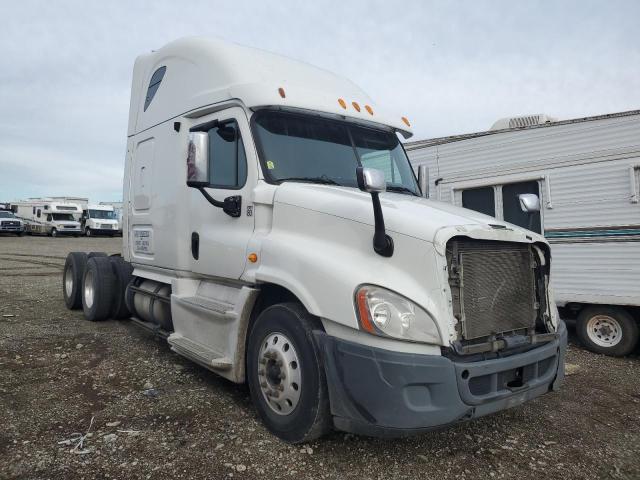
[
  {"x1": 576, "y1": 306, "x2": 639, "y2": 356},
  {"x1": 247, "y1": 303, "x2": 331, "y2": 443},
  {"x1": 50, "y1": 228, "x2": 57, "y2": 237},
  {"x1": 85, "y1": 227, "x2": 92, "y2": 237}
]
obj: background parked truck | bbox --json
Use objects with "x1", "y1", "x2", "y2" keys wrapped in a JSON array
[
  {"x1": 80, "y1": 204, "x2": 121, "y2": 236},
  {"x1": 407, "y1": 110, "x2": 640, "y2": 356}
]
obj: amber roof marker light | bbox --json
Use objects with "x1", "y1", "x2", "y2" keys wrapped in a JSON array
[
  {"x1": 401, "y1": 116, "x2": 411, "y2": 127},
  {"x1": 278, "y1": 87, "x2": 286, "y2": 98},
  {"x1": 365, "y1": 105, "x2": 374, "y2": 115},
  {"x1": 338, "y1": 98, "x2": 347, "y2": 109},
  {"x1": 352, "y1": 101, "x2": 361, "y2": 112}
]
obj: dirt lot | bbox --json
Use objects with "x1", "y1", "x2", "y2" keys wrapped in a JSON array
[{"x1": 1, "y1": 235, "x2": 639, "y2": 480}]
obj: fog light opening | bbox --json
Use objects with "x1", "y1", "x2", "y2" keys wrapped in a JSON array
[{"x1": 461, "y1": 369, "x2": 469, "y2": 380}]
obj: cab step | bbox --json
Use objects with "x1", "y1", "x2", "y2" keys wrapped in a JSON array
[
  {"x1": 173, "y1": 295, "x2": 236, "y2": 320},
  {"x1": 167, "y1": 334, "x2": 232, "y2": 371}
]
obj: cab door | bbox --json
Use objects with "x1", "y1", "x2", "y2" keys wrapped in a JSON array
[{"x1": 189, "y1": 107, "x2": 256, "y2": 280}]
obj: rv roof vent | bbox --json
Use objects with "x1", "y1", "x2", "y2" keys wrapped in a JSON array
[{"x1": 490, "y1": 114, "x2": 557, "y2": 131}]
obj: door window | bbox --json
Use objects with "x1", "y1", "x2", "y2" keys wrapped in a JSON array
[
  {"x1": 503, "y1": 181, "x2": 541, "y2": 233},
  {"x1": 208, "y1": 120, "x2": 247, "y2": 189},
  {"x1": 462, "y1": 187, "x2": 495, "y2": 217}
]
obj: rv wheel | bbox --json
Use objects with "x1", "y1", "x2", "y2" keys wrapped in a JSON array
[
  {"x1": 85, "y1": 227, "x2": 92, "y2": 237},
  {"x1": 576, "y1": 306, "x2": 639, "y2": 357},
  {"x1": 50, "y1": 228, "x2": 58, "y2": 237},
  {"x1": 82, "y1": 256, "x2": 116, "y2": 321},
  {"x1": 247, "y1": 303, "x2": 330, "y2": 443},
  {"x1": 63, "y1": 252, "x2": 88, "y2": 309}
]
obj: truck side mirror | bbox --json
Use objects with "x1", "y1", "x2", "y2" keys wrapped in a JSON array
[
  {"x1": 356, "y1": 167, "x2": 393, "y2": 257},
  {"x1": 417, "y1": 165, "x2": 429, "y2": 198},
  {"x1": 356, "y1": 167, "x2": 386, "y2": 193},
  {"x1": 186, "y1": 130, "x2": 241, "y2": 218},
  {"x1": 519, "y1": 193, "x2": 541, "y2": 213},
  {"x1": 186, "y1": 132, "x2": 209, "y2": 187}
]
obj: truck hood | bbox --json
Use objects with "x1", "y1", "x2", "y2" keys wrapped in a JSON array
[{"x1": 273, "y1": 183, "x2": 546, "y2": 253}]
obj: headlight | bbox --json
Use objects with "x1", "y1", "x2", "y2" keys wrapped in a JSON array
[{"x1": 355, "y1": 285, "x2": 440, "y2": 344}]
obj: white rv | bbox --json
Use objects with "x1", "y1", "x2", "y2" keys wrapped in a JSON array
[
  {"x1": 61, "y1": 37, "x2": 566, "y2": 442},
  {"x1": 13, "y1": 199, "x2": 82, "y2": 236},
  {"x1": 81, "y1": 204, "x2": 120, "y2": 236},
  {"x1": 407, "y1": 111, "x2": 640, "y2": 357}
]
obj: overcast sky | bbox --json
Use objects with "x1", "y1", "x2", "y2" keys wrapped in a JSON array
[{"x1": 1, "y1": 0, "x2": 639, "y2": 202}]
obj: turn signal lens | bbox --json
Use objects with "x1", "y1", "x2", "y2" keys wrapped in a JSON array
[
  {"x1": 338, "y1": 98, "x2": 347, "y2": 109},
  {"x1": 278, "y1": 87, "x2": 286, "y2": 98},
  {"x1": 365, "y1": 105, "x2": 374, "y2": 115},
  {"x1": 401, "y1": 116, "x2": 411, "y2": 127},
  {"x1": 248, "y1": 253, "x2": 258, "y2": 263},
  {"x1": 352, "y1": 101, "x2": 361, "y2": 112},
  {"x1": 356, "y1": 288, "x2": 376, "y2": 334}
]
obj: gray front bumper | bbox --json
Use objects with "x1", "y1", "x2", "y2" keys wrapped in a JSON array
[{"x1": 315, "y1": 321, "x2": 567, "y2": 437}]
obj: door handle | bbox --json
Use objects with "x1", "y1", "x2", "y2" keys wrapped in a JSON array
[{"x1": 191, "y1": 232, "x2": 199, "y2": 260}]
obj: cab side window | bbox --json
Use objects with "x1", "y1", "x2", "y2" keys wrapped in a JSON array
[
  {"x1": 207, "y1": 120, "x2": 247, "y2": 189},
  {"x1": 47, "y1": 214, "x2": 52, "y2": 222}
]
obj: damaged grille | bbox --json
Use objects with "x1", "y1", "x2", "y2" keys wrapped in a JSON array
[{"x1": 448, "y1": 239, "x2": 537, "y2": 340}]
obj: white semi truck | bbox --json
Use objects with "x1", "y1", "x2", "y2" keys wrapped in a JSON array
[
  {"x1": 62, "y1": 37, "x2": 566, "y2": 443},
  {"x1": 80, "y1": 204, "x2": 121, "y2": 236}
]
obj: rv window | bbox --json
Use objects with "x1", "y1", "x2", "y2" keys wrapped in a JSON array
[
  {"x1": 502, "y1": 181, "x2": 542, "y2": 233},
  {"x1": 207, "y1": 120, "x2": 247, "y2": 189},
  {"x1": 47, "y1": 214, "x2": 52, "y2": 222},
  {"x1": 32, "y1": 207, "x2": 36, "y2": 214},
  {"x1": 462, "y1": 187, "x2": 495, "y2": 217},
  {"x1": 143, "y1": 66, "x2": 166, "y2": 112},
  {"x1": 37, "y1": 209, "x2": 41, "y2": 218}
]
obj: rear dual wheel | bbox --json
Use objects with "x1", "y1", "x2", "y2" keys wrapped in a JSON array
[{"x1": 63, "y1": 252, "x2": 132, "y2": 321}]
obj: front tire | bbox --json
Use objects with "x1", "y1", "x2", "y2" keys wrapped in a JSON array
[
  {"x1": 50, "y1": 228, "x2": 57, "y2": 237},
  {"x1": 576, "y1": 306, "x2": 639, "y2": 356},
  {"x1": 85, "y1": 227, "x2": 92, "y2": 237},
  {"x1": 247, "y1": 303, "x2": 330, "y2": 443},
  {"x1": 82, "y1": 256, "x2": 116, "y2": 321}
]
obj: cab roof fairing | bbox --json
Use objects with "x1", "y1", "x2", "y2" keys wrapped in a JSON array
[{"x1": 127, "y1": 36, "x2": 413, "y2": 139}]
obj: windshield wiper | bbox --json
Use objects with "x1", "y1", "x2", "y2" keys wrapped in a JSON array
[
  {"x1": 386, "y1": 185, "x2": 419, "y2": 196},
  {"x1": 278, "y1": 176, "x2": 341, "y2": 186}
]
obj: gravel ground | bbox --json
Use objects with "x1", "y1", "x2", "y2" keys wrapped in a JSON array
[{"x1": 1, "y1": 235, "x2": 639, "y2": 480}]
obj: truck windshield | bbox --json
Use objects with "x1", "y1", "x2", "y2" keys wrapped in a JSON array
[
  {"x1": 252, "y1": 110, "x2": 419, "y2": 195},
  {"x1": 89, "y1": 209, "x2": 116, "y2": 220},
  {"x1": 52, "y1": 213, "x2": 75, "y2": 221},
  {"x1": 0, "y1": 211, "x2": 14, "y2": 218}
]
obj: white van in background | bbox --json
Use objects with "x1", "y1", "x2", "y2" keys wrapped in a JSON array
[
  {"x1": 61, "y1": 37, "x2": 566, "y2": 443},
  {"x1": 81, "y1": 204, "x2": 120, "y2": 236}
]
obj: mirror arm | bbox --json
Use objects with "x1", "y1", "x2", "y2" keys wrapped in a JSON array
[
  {"x1": 197, "y1": 188, "x2": 242, "y2": 218},
  {"x1": 370, "y1": 192, "x2": 394, "y2": 257}
]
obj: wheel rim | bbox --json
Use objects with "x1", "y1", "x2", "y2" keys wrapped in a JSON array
[
  {"x1": 86, "y1": 228, "x2": 91, "y2": 236},
  {"x1": 83, "y1": 269, "x2": 95, "y2": 309},
  {"x1": 257, "y1": 332, "x2": 301, "y2": 416},
  {"x1": 586, "y1": 314, "x2": 622, "y2": 347},
  {"x1": 64, "y1": 264, "x2": 74, "y2": 297},
  {"x1": 51, "y1": 229, "x2": 57, "y2": 237}
]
